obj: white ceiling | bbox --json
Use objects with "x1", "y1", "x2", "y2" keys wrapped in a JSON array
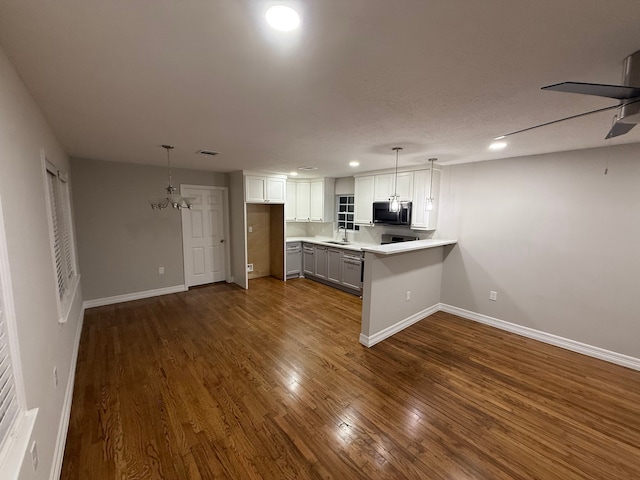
[{"x1": 1, "y1": 0, "x2": 640, "y2": 177}]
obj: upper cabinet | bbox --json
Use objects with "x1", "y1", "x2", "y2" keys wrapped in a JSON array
[
  {"x1": 355, "y1": 167, "x2": 441, "y2": 229},
  {"x1": 287, "y1": 178, "x2": 335, "y2": 222},
  {"x1": 245, "y1": 174, "x2": 286, "y2": 204},
  {"x1": 410, "y1": 168, "x2": 441, "y2": 230},
  {"x1": 354, "y1": 175, "x2": 375, "y2": 225},
  {"x1": 373, "y1": 172, "x2": 413, "y2": 202}
]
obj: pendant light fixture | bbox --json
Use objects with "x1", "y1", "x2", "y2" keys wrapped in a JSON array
[
  {"x1": 149, "y1": 145, "x2": 194, "y2": 210},
  {"x1": 389, "y1": 147, "x2": 402, "y2": 213},
  {"x1": 426, "y1": 158, "x2": 437, "y2": 212}
]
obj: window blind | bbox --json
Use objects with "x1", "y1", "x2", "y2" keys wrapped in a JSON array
[{"x1": 0, "y1": 289, "x2": 18, "y2": 449}]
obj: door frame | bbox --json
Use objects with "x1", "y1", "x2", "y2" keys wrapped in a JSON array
[{"x1": 180, "y1": 185, "x2": 231, "y2": 286}]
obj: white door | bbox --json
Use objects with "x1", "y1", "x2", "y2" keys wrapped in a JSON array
[{"x1": 181, "y1": 186, "x2": 229, "y2": 287}]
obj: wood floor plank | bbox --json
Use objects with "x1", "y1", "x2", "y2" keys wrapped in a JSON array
[{"x1": 61, "y1": 277, "x2": 640, "y2": 479}]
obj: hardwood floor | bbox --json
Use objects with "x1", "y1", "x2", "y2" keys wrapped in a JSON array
[{"x1": 61, "y1": 277, "x2": 640, "y2": 479}]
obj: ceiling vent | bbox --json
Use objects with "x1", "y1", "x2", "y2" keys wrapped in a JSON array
[
  {"x1": 197, "y1": 149, "x2": 220, "y2": 156},
  {"x1": 297, "y1": 165, "x2": 318, "y2": 171}
]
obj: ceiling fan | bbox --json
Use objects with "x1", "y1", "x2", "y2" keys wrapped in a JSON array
[{"x1": 498, "y1": 49, "x2": 640, "y2": 140}]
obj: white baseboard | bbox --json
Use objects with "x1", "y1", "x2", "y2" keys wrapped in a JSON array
[
  {"x1": 49, "y1": 304, "x2": 85, "y2": 480},
  {"x1": 359, "y1": 303, "x2": 440, "y2": 347},
  {"x1": 83, "y1": 285, "x2": 187, "y2": 309},
  {"x1": 439, "y1": 304, "x2": 640, "y2": 372}
]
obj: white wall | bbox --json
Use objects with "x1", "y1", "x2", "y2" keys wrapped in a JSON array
[
  {"x1": 437, "y1": 144, "x2": 640, "y2": 358},
  {"x1": 361, "y1": 247, "x2": 444, "y2": 345},
  {"x1": 0, "y1": 45, "x2": 84, "y2": 479},
  {"x1": 229, "y1": 172, "x2": 248, "y2": 289}
]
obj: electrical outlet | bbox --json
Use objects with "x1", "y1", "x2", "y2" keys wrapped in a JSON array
[
  {"x1": 30, "y1": 441, "x2": 38, "y2": 471},
  {"x1": 158, "y1": 266, "x2": 165, "y2": 275},
  {"x1": 247, "y1": 263, "x2": 254, "y2": 272},
  {"x1": 489, "y1": 290, "x2": 497, "y2": 301},
  {"x1": 248, "y1": 226, "x2": 253, "y2": 233},
  {"x1": 53, "y1": 367, "x2": 58, "y2": 388},
  {"x1": 406, "y1": 291, "x2": 411, "y2": 301}
]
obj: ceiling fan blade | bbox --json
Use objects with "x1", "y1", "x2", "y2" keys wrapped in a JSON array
[
  {"x1": 496, "y1": 104, "x2": 621, "y2": 138},
  {"x1": 605, "y1": 122, "x2": 637, "y2": 139},
  {"x1": 542, "y1": 82, "x2": 640, "y2": 100}
]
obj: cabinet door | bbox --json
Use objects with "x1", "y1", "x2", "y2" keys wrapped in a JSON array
[
  {"x1": 411, "y1": 168, "x2": 440, "y2": 230},
  {"x1": 285, "y1": 181, "x2": 296, "y2": 221},
  {"x1": 245, "y1": 176, "x2": 266, "y2": 203},
  {"x1": 327, "y1": 248, "x2": 342, "y2": 284},
  {"x1": 296, "y1": 182, "x2": 311, "y2": 221},
  {"x1": 303, "y1": 245, "x2": 315, "y2": 276},
  {"x1": 411, "y1": 169, "x2": 429, "y2": 229},
  {"x1": 374, "y1": 174, "x2": 394, "y2": 201},
  {"x1": 354, "y1": 176, "x2": 374, "y2": 225},
  {"x1": 286, "y1": 251, "x2": 301, "y2": 277},
  {"x1": 396, "y1": 172, "x2": 414, "y2": 200},
  {"x1": 315, "y1": 246, "x2": 328, "y2": 279},
  {"x1": 309, "y1": 180, "x2": 324, "y2": 221},
  {"x1": 266, "y1": 177, "x2": 286, "y2": 203},
  {"x1": 342, "y1": 254, "x2": 362, "y2": 290}
]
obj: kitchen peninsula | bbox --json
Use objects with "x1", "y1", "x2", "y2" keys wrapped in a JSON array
[{"x1": 359, "y1": 239, "x2": 457, "y2": 347}]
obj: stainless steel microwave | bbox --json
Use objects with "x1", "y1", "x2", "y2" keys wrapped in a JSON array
[{"x1": 372, "y1": 201, "x2": 412, "y2": 225}]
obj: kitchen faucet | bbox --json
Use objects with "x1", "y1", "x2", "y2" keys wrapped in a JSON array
[{"x1": 337, "y1": 226, "x2": 349, "y2": 243}]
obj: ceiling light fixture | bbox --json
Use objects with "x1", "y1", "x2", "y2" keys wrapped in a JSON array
[
  {"x1": 289, "y1": 171, "x2": 299, "y2": 176},
  {"x1": 349, "y1": 161, "x2": 360, "y2": 167},
  {"x1": 489, "y1": 141, "x2": 507, "y2": 151},
  {"x1": 389, "y1": 147, "x2": 402, "y2": 213},
  {"x1": 265, "y1": 5, "x2": 300, "y2": 31},
  {"x1": 426, "y1": 158, "x2": 437, "y2": 212},
  {"x1": 149, "y1": 145, "x2": 195, "y2": 210}
]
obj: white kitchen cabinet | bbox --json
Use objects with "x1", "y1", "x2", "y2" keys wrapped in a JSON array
[
  {"x1": 286, "y1": 178, "x2": 334, "y2": 222},
  {"x1": 411, "y1": 167, "x2": 441, "y2": 230},
  {"x1": 266, "y1": 177, "x2": 286, "y2": 203},
  {"x1": 296, "y1": 181, "x2": 311, "y2": 221},
  {"x1": 354, "y1": 175, "x2": 375, "y2": 225},
  {"x1": 309, "y1": 178, "x2": 335, "y2": 222},
  {"x1": 245, "y1": 174, "x2": 286, "y2": 204},
  {"x1": 285, "y1": 181, "x2": 297, "y2": 221},
  {"x1": 374, "y1": 172, "x2": 413, "y2": 201}
]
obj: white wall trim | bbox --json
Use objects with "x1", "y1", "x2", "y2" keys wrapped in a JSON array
[
  {"x1": 439, "y1": 304, "x2": 640, "y2": 372},
  {"x1": 359, "y1": 303, "x2": 440, "y2": 347},
  {"x1": 83, "y1": 285, "x2": 187, "y2": 309},
  {"x1": 49, "y1": 304, "x2": 84, "y2": 480}
]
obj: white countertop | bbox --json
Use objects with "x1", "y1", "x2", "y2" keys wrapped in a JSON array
[
  {"x1": 286, "y1": 237, "x2": 367, "y2": 252},
  {"x1": 286, "y1": 237, "x2": 457, "y2": 254},
  {"x1": 360, "y1": 238, "x2": 457, "y2": 255}
]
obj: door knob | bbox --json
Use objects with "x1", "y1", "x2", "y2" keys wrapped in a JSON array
[{"x1": 220, "y1": 239, "x2": 224, "y2": 243}]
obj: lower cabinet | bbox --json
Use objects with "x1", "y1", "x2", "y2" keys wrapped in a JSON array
[
  {"x1": 286, "y1": 242, "x2": 302, "y2": 279},
  {"x1": 315, "y1": 246, "x2": 328, "y2": 279},
  {"x1": 302, "y1": 242, "x2": 362, "y2": 295},
  {"x1": 341, "y1": 253, "x2": 362, "y2": 290},
  {"x1": 303, "y1": 243, "x2": 315, "y2": 276},
  {"x1": 327, "y1": 248, "x2": 342, "y2": 284}
]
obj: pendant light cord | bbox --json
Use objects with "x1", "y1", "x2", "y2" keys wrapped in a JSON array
[{"x1": 394, "y1": 148, "x2": 399, "y2": 196}]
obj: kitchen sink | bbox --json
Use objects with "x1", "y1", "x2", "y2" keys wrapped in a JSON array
[{"x1": 326, "y1": 240, "x2": 351, "y2": 245}]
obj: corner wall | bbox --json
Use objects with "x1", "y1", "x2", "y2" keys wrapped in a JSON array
[
  {"x1": 0, "y1": 44, "x2": 83, "y2": 480},
  {"x1": 437, "y1": 144, "x2": 640, "y2": 358},
  {"x1": 71, "y1": 158, "x2": 228, "y2": 301}
]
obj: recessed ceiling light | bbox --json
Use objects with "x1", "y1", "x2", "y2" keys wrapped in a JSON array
[
  {"x1": 493, "y1": 135, "x2": 506, "y2": 140},
  {"x1": 297, "y1": 166, "x2": 318, "y2": 171},
  {"x1": 489, "y1": 141, "x2": 507, "y2": 151},
  {"x1": 289, "y1": 171, "x2": 299, "y2": 176},
  {"x1": 265, "y1": 5, "x2": 300, "y2": 31},
  {"x1": 349, "y1": 161, "x2": 360, "y2": 167},
  {"x1": 197, "y1": 149, "x2": 220, "y2": 156}
]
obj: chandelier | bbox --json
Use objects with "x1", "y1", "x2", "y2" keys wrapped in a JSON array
[{"x1": 149, "y1": 145, "x2": 194, "y2": 210}]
